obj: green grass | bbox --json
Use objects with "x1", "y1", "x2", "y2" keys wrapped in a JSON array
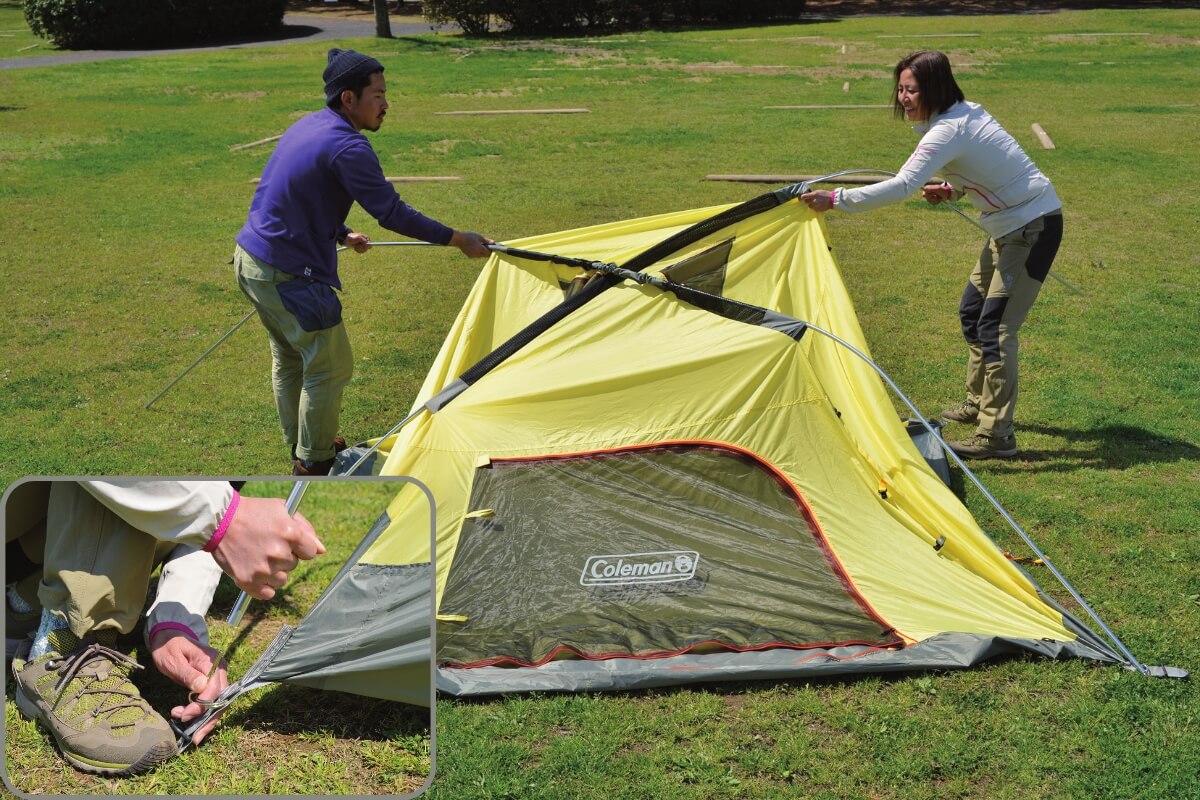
[
  {"x1": 2, "y1": 3, "x2": 1198, "y2": 798},
  {"x1": 3, "y1": 480, "x2": 432, "y2": 795}
]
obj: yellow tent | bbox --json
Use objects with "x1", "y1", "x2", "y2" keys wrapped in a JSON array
[{"x1": 332, "y1": 191, "x2": 1128, "y2": 695}]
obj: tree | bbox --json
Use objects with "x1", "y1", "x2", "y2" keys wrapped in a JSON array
[{"x1": 374, "y1": 0, "x2": 392, "y2": 37}]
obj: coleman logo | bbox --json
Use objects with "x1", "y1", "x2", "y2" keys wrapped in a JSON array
[{"x1": 580, "y1": 550, "x2": 699, "y2": 586}]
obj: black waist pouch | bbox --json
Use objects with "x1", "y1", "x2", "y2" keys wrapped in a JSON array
[{"x1": 276, "y1": 278, "x2": 343, "y2": 332}]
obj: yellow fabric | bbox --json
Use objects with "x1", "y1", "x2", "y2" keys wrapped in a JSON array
[{"x1": 367, "y1": 198, "x2": 1075, "y2": 646}]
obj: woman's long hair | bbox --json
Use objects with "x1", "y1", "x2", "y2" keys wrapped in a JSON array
[{"x1": 892, "y1": 51, "x2": 965, "y2": 120}]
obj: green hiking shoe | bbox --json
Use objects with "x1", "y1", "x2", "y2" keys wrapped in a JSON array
[
  {"x1": 940, "y1": 399, "x2": 980, "y2": 424},
  {"x1": 12, "y1": 629, "x2": 176, "y2": 776},
  {"x1": 948, "y1": 432, "x2": 1018, "y2": 460}
]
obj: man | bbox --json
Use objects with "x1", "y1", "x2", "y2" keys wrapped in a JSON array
[
  {"x1": 6, "y1": 480, "x2": 324, "y2": 776},
  {"x1": 235, "y1": 48, "x2": 492, "y2": 475}
]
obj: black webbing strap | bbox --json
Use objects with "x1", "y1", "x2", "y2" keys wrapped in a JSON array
[{"x1": 457, "y1": 191, "x2": 784, "y2": 389}]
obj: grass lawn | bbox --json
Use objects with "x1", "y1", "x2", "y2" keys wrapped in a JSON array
[{"x1": 1, "y1": 2, "x2": 1198, "y2": 797}]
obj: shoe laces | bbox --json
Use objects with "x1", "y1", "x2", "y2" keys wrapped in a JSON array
[{"x1": 47, "y1": 642, "x2": 147, "y2": 726}]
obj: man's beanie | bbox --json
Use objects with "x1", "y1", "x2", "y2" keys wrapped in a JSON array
[{"x1": 323, "y1": 48, "x2": 384, "y2": 105}]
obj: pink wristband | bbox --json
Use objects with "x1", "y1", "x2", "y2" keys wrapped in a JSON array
[
  {"x1": 203, "y1": 489, "x2": 240, "y2": 553},
  {"x1": 148, "y1": 621, "x2": 200, "y2": 644},
  {"x1": 829, "y1": 189, "x2": 836, "y2": 208}
]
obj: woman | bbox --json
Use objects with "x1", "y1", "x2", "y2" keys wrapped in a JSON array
[{"x1": 801, "y1": 50, "x2": 1063, "y2": 460}]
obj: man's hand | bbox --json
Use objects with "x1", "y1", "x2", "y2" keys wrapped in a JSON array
[
  {"x1": 148, "y1": 629, "x2": 228, "y2": 745},
  {"x1": 211, "y1": 496, "x2": 325, "y2": 600},
  {"x1": 450, "y1": 230, "x2": 494, "y2": 258},
  {"x1": 344, "y1": 232, "x2": 372, "y2": 253}
]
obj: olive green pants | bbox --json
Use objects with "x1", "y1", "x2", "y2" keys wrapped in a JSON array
[
  {"x1": 234, "y1": 245, "x2": 354, "y2": 463},
  {"x1": 5, "y1": 481, "x2": 174, "y2": 637}
]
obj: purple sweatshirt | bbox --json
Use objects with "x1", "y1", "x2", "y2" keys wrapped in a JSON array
[{"x1": 236, "y1": 107, "x2": 453, "y2": 289}]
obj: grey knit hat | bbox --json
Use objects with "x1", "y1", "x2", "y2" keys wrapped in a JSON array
[{"x1": 323, "y1": 48, "x2": 384, "y2": 105}]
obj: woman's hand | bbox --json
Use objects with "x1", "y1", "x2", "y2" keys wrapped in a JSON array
[
  {"x1": 800, "y1": 191, "x2": 835, "y2": 213},
  {"x1": 922, "y1": 184, "x2": 954, "y2": 205}
]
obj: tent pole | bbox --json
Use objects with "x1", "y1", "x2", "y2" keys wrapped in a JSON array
[
  {"x1": 172, "y1": 480, "x2": 313, "y2": 751},
  {"x1": 803, "y1": 323, "x2": 1149, "y2": 675},
  {"x1": 145, "y1": 242, "x2": 441, "y2": 409},
  {"x1": 226, "y1": 480, "x2": 311, "y2": 627},
  {"x1": 144, "y1": 311, "x2": 255, "y2": 409},
  {"x1": 781, "y1": 168, "x2": 1084, "y2": 295}
]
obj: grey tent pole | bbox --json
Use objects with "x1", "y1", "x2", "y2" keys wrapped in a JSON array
[
  {"x1": 144, "y1": 310, "x2": 255, "y2": 409},
  {"x1": 226, "y1": 480, "x2": 311, "y2": 627},
  {"x1": 172, "y1": 480, "x2": 312, "y2": 751},
  {"x1": 144, "y1": 241, "x2": 442, "y2": 409},
  {"x1": 800, "y1": 322, "x2": 1148, "y2": 676},
  {"x1": 789, "y1": 168, "x2": 1084, "y2": 295}
]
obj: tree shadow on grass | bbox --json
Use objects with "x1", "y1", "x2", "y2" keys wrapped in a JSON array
[
  {"x1": 977, "y1": 423, "x2": 1200, "y2": 474},
  {"x1": 87, "y1": 23, "x2": 324, "y2": 53}
]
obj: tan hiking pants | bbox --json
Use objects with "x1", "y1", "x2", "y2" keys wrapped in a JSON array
[
  {"x1": 5, "y1": 482, "x2": 175, "y2": 637},
  {"x1": 234, "y1": 245, "x2": 354, "y2": 463},
  {"x1": 958, "y1": 212, "x2": 1063, "y2": 439}
]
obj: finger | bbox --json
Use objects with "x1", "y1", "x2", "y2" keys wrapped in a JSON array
[
  {"x1": 173, "y1": 700, "x2": 207, "y2": 723},
  {"x1": 192, "y1": 711, "x2": 224, "y2": 745},
  {"x1": 290, "y1": 512, "x2": 326, "y2": 559}
]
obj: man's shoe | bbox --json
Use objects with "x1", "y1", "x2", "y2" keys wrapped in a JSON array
[
  {"x1": 12, "y1": 630, "x2": 176, "y2": 776},
  {"x1": 948, "y1": 432, "x2": 1018, "y2": 459},
  {"x1": 940, "y1": 399, "x2": 980, "y2": 424},
  {"x1": 293, "y1": 457, "x2": 336, "y2": 476},
  {"x1": 290, "y1": 436, "x2": 347, "y2": 474}
]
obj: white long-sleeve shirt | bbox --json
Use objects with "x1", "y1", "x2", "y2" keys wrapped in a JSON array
[
  {"x1": 834, "y1": 100, "x2": 1061, "y2": 238},
  {"x1": 81, "y1": 480, "x2": 231, "y2": 647}
]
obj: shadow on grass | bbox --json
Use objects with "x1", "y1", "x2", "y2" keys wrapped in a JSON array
[
  {"x1": 80, "y1": 23, "x2": 324, "y2": 53},
  {"x1": 215, "y1": 681, "x2": 430, "y2": 740},
  {"x1": 981, "y1": 423, "x2": 1200, "y2": 474}
]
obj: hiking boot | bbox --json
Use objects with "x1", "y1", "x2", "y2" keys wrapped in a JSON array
[
  {"x1": 948, "y1": 432, "x2": 1018, "y2": 460},
  {"x1": 12, "y1": 629, "x2": 176, "y2": 776},
  {"x1": 940, "y1": 399, "x2": 980, "y2": 424}
]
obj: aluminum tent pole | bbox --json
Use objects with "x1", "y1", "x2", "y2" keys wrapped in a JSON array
[{"x1": 144, "y1": 310, "x2": 256, "y2": 409}]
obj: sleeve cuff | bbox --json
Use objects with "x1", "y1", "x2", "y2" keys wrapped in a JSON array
[
  {"x1": 147, "y1": 621, "x2": 201, "y2": 645},
  {"x1": 203, "y1": 489, "x2": 240, "y2": 553}
]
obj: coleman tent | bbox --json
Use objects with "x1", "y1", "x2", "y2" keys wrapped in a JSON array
[
  {"x1": 185, "y1": 188, "x2": 1175, "y2": 735},
  {"x1": 316, "y1": 187, "x2": 1176, "y2": 696}
]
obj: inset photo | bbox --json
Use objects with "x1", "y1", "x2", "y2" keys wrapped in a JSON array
[{"x1": 3, "y1": 477, "x2": 435, "y2": 797}]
